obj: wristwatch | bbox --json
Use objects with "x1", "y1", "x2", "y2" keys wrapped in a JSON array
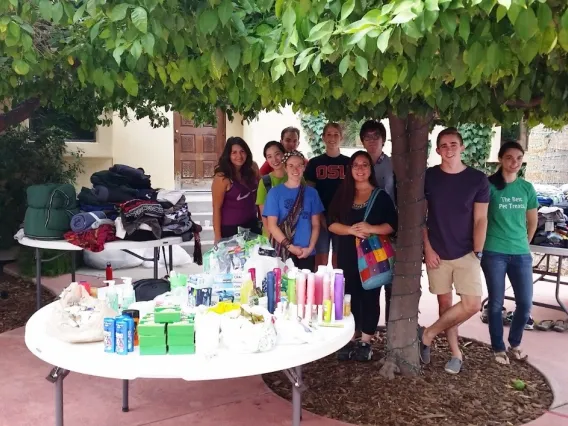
[{"x1": 474, "y1": 251, "x2": 483, "y2": 260}]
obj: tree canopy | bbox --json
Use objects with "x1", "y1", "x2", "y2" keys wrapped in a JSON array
[{"x1": 2, "y1": 0, "x2": 568, "y2": 130}]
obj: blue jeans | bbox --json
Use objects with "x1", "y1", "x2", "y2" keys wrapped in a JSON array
[{"x1": 481, "y1": 251, "x2": 533, "y2": 352}]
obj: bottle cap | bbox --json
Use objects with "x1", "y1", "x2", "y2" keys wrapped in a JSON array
[
  {"x1": 122, "y1": 309, "x2": 140, "y2": 319},
  {"x1": 344, "y1": 294, "x2": 351, "y2": 302}
]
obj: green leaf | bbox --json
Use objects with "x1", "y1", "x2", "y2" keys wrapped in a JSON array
[
  {"x1": 141, "y1": 33, "x2": 155, "y2": 55},
  {"x1": 131, "y1": 7, "x2": 148, "y2": 33},
  {"x1": 459, "y1": 14, "x2": 470, "y2": 43},
  {"x1": 130, "y1": 40, "x2": 142, "y2": 61},
  {"x1": 218, "y1": 0, "x2": 234, "y2": 26},
  {"x1": 558, "y1": 29, "x2": 568, "y2": 52},
  {"x1": 339, "y1": 55, "x2": 350, "y2": 76},
  {"x1": 271, "y1": 60, "x2": 286, "y2": 81},
  {"x1": 123, "y1": 72, "x2": 139, "y2": 96},
  {"x1": 376, "y1": 28, "x2": 392, "y2": 53},
  {"x1": 148, "y1": 62, "x2": 156, "y2": 78},
  {"x1": 109, "y1": 4, "x2": 130, "y2": 22},
  {"x1": 199, "y1": 9, "x2": 218, "y2": 34},
  {"x1": 173, "y1": 34, "x2": 185, "y2": 55},
  {"x1": 306, "y1": 20, "x2": 334, "y2": 42},
  {"x1": 341, "y1": 0, "x2": 355, "y2": 21},
  {"x1": 90, "y1": 21, "x2": 102, "y2": 42},
  {"x1": 311, "y1": 53, "x2": 321, "y2": 74},
  {"x1": 514, "y1": 8, "x2": 537, "y2": 41},
  {"x1": 539, "y1": 26, "x2": 557, "y2": 54},
  {"x1": 113, "y1": 45, "x2": 126, "y2": 65},
  {"x1": 496, "y1": 5, "x2": 506, "y2": 22},
  {"x1": 52, "y1": 2, "x2": 64, "y2": 23},
  {"x1": 440, "y1": 11, "x2": 457, "y2": 36},
  {"x1": 562, "y1": 10, "x2": 568, "y2": 32},
  {"x1": 283, "y1": 7, "x2": 296, "y2": 33},
  {"x1": 507, "y1": 4, "x2": 521, "y2": 25},
  {"x1": 382, "y1": 62, "x2": 398, "y2": 91},
  {"x1": 38, "y1": 0, "x2": 51, "y2": 20},
  {"x1": 537, "y1": 3, "x2": 552, "y2": 31},
  {"x1": 465, "y1": 41, "x2": 484, "y2": 69},
  {"x1": 354, "y1": 55, "x2": 368, "y2": 79},
  {"x1": 425, "y1": 0, "x2": 439, "y2": 11},
  {"x1": 210, "y1": 50, "x2": 224, "y2": 79},
  {"x1": 497, "y1": 0, "x2": 510, "y2": 8},
  {"x1": 229, "y1": 85, "x2": 240, "y2": 105},
  {"x1": 8, "y1": 22, "x2": 20, "y2": 40},
  {"x1": 21, "y1": 33, "x2": 33, "y2": 51},
  {"x1": 224, "y1": 45, "x2": 241, "y2": 71},
  {"x1": 73, "y1": 3, "x2": 86, "y2": 23},
  {"x1": 486, "y1": 42, "x2": 500, "y2": 71},
  {"x1": 298, "y1": 53, "x2": 314, "y2": 72},
  {"x1": 391, "y1": 9, "x2": 417, "y2": 25},
  {"x1": 12, "y1": 59, "x2": 29, "y2": 75}
]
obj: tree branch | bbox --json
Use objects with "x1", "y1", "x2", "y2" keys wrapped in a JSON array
[
  {"x1": 505, "y1": 97, "x2": 542, "y2": 109},
  {"x1": 0, "y1": 98, "x2": 41, "y2": 133}
]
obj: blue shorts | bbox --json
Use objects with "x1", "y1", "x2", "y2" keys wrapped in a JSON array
[{"x1": 315, "y1": 223, "x2": 338, "y2": 255}]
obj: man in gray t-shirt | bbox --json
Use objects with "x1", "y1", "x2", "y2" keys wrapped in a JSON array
[
  {"x1": 419, "y1": 127, "x2": 489, "y2": 375},
  {"x1": 360, "y1": 120, "x2": 396, "y2": 203}
]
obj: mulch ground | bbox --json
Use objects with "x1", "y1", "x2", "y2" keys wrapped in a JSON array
[
  {"x1": 263, "y1": 333, "x2": 553, "y2": 426},
  {"x1": 0, "y1": 272, "x2": 56, "y2": 333}
]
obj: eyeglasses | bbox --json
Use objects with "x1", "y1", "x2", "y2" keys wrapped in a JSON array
[{"x1": 352, "y1": 164, "x2": 371, "y2": 170}]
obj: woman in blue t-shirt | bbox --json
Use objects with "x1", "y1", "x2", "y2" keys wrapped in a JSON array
[
  {"x1": 482, "y1": 141, "x2": 538, "y2": 365},
  {"x1": 263, "y1": 151, "x2": 324, "y2": 272}
]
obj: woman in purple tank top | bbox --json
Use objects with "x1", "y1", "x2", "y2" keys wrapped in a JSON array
[{"x1": 212, "y1": 137, "x2": 260, "y2": 243}]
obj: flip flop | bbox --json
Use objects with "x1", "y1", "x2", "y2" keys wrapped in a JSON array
[
  {"x1": 553, "y1": 319, "x2": 568, "y2": 333},
  {"x1": 509, "y1": 347, "x2": 528, "y2": 361},
  {"x1": 494, "y1": 352, "x2": 510, "y2": 365},
  {"x1": 534, "y1": 320, "x2": 555, "y2": 331}
]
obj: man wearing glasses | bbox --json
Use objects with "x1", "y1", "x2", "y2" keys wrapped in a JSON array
[{"x1": 360, "y1": 120, "x2": 396, "y2": 203}]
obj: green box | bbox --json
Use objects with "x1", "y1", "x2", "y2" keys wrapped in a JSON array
[
  {"x1": 139, "y1": 345, "x2": 167, "y2": 356},
  {"x1": 154, "y1": 307, "x2": 182, "y2": 323},
  {"x1": 167, "y1": 334, "x2": 194, "y2": 346},
  {"x1": 138, "y1": 321, "x2": 166, "y2": 337},
  {"x1": 168, "y1": 345, "x2": 195, "y2": 355},
  {"x1": 139, "y1": 335, "x2": 167, "y2": 347},
  {"x1": 167, "y1": 321, "x2": 195, "y2": 336}
]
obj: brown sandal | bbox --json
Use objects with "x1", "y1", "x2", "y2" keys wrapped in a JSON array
[
  {"x1": 494, "y1": 352, "x2": 510, "y2": 365},
  {"x1": 553, "y1": 320, "x2": 568, "y2": 333},
  {"x1": 509, "y1": 347, "x2": 527, "y2": 361}
]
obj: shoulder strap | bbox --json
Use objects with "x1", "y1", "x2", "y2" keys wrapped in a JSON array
[
  {"x1": 363, "y1": 188, "x2": 382, "y2": 221},
  {"x1": 262, "y1": 174, "x2": 272, "y2": 192}
]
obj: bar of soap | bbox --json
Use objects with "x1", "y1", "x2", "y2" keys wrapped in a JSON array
[
  {"x1": 139, "y1": 335, "x2": 167, "y2": 347},
  {"x1": 167, "y1": 321, "x2": 195, "y2": 336},
  {"x1": 168, "y1": 334, "x2": 194, "y2": 346},
  {"x1": 140, "y1": 345, "x2": 167, "y2": 356},
  {"x1": 168, "y1": 345, "x2": 195, "y2": 355},
  {"x1": 138, "y1": 322, "x2": 165, "y2": 337}
]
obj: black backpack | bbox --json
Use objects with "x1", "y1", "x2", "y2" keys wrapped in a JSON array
[
  {"x1": 262, "y1": 174, "x2": 272, "y2": 192},
  {"x1": 133, "y1": 279, "x2": 170, "y2": 302}
]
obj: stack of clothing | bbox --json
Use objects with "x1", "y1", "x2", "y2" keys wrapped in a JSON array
[
  {"x1": 531, "y1": 206, "x2": 568, "y2": 248},
  {"x1": 534, "y1": 184, "x2": 566, "y2": 207}
]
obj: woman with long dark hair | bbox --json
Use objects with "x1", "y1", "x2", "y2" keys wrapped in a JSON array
[
  {"x1": 482, "y1": 141, "x2": 538, "y2": 364},
  {"x1": 328, "y1": 151, "x2": 397, "y2": 362},
  {"x1": 212, "y1": 137, "x2": 260, "y2": 242}
]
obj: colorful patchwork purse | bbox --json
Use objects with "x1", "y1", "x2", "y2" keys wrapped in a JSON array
[{"x1": 356, "y1": 188, "x2": 396, "y2": 290}]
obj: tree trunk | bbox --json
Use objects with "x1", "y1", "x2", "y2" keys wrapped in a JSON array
[
  {"x1": 379, "y1": 111, "x2": 432, "y2": 378},
  {"x1": 0, "y1": 97, "x2": 40, "y2": 133}
]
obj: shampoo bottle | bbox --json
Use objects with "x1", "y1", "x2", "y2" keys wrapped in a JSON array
[
  {"x1": 121, "y1": 277, "x2": 135, "y2": 309},
  {"x1": 104, "y1": 280, "x2": 119, "y2": 312}
]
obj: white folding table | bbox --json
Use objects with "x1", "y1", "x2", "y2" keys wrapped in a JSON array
[
  {"x1": 25, "y1": 303, "x2": 355, "y2": 426},
  {"x1": 19, "y1": 236, "x2": 194, "y2": 311}
]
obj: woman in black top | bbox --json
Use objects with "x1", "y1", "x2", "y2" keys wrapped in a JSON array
[{"x1": 328, "y1": 151, "x2": 397, "y2": 362}]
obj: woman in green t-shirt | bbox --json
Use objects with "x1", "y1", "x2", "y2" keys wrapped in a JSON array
[
  {"x1": 482, "y1": 141, "x2": 538, "y2": 365},
  {"x1": 256, "y1": 141, "x2": 287, "y2": 236}
]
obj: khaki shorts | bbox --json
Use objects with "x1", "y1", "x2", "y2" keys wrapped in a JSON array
[{"x1": 426, "y1": 252, "x2": 482, "y2": 297}]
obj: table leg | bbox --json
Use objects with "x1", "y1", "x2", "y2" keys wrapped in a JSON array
[
  {"x1": 35, "y1": 248, "x2": 42, "y2": 311},
  {"x1": 122, "y1": 379, "x2": 129, "y2": 412},
  {"x1": 46, "y1": 367, "x2": 70, "y2": 426},
  {"x1": 153, "y1": 247, "x2": 159, "y2": 279},
  {"x1": 169, "y1": 245, "x2": 173, "y2": 272},
  {"x1": 555, "y1": 257, "x2": 568, "y2": 315},
  {"x1": 284, "y1": 366, "x2": 306, "y2": 426},
  {"x1": 70, "y1": 251, "x2": 76, "y2": 282}
]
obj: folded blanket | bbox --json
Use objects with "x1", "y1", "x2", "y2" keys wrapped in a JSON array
[{"x1": 71, "y1": 211, "x2": 113, "y2": 232}]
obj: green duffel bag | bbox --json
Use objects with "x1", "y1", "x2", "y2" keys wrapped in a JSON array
[{"x1": 24, "y1": 184, "x2": 79, "y2": 240}]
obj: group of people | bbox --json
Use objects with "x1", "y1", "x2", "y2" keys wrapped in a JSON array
[{"x1": 210, "y1": 122, "x2": 538, "y2": 372}]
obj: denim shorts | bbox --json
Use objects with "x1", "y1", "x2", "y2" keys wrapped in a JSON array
[{"x1": 315, "y1": 222, "x2": 339, "y2": 255}]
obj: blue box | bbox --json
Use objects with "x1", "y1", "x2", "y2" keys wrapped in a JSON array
[
  {"x1": 121, "y1": 315, "x2": 134, "y2": 353},
  {"x1": 103, "y1": 318, "x2": 116, "y2": 353},
  {"x1": 115, "y1": 319, "x2": 129, "y2": 355}
]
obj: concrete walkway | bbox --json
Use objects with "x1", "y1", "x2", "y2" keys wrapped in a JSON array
[{"x1": 1, "y1": 265, "x2": 567, "y2": 426}]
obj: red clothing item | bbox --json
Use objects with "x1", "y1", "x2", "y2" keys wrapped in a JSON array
[
  {"x1": 64, "y1": 224, "x2": 117, "y2": 253},
  {"x1": 259, "y1": 158, "x2": 309, "y2": 176}
]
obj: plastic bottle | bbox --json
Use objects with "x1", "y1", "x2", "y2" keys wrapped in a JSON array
[
  {"x1": 121, "y1": 277, "x2": 135, "y2": 309},
  {"x1": 105, "y1": 262, "x2": 113, "y2": 281},
  {"x1": 240, "y1": 272, "x2": 254, "y2": 305},
  {"x1": 104, "y1": 280, "x2": 119, "y2": 312}
]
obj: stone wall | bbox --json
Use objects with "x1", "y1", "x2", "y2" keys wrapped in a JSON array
[{"x1": 525, "y1": 125, "x2": 568, "y2": 185}]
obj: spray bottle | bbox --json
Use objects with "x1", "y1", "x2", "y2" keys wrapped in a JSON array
[
  {"x1": 104, "y1": 280, "x2": 119, "y2": 312},
  {"x1": 121, "y1": 277, "x2": 135, "y2": 309}
]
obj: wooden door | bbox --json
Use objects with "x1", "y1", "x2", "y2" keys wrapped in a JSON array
[{"x1": 173, "y1": 111, "x2": 226, "y2": 182}]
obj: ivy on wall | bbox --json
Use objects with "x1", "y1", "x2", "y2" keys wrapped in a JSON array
[
  {"x1": 300, "y1": 113, "x2": 327, "y2": 158},
  {"x1": 457, "y1": 123, "x2": 494, "y2": 173}
]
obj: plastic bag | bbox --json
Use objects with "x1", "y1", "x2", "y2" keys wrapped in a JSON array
[
  {"x1": 220, "y1": 306, "x2": 277, "y2": 353},
  {"x1": 195, "y1": 310, "x2": 221, "y2": 357},
  {"x1": 47, "y1": 282, "x2": 117, "y2": 343},
  {"x1": 84, "y1": 249, "x2": 144, "y2": 270},
  {"x1": 142, "y1": 246, "x2": 192, "y2": 268}
]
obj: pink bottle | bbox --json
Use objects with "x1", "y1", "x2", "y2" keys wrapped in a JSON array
[
  {"x1": 314, "y1": 272, "x2": 324, "y2": 305},
  {"x1": 323, "y1": 273, "x2": 331, "y2": 301},
  {"x1": 306, "y1": 273, "x2": 315, "y2": 320},
  {"x1": 296, "y1": 272, "x2": 307, "y2": 318}
]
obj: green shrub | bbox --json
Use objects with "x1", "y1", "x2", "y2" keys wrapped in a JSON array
[{"x1": 17, "y1": 247, "x2": 75, "y2": 277}]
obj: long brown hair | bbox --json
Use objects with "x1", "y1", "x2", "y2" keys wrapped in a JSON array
[{"x1": 328, "y1": 150, "x2": 377, "y2": 224}]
